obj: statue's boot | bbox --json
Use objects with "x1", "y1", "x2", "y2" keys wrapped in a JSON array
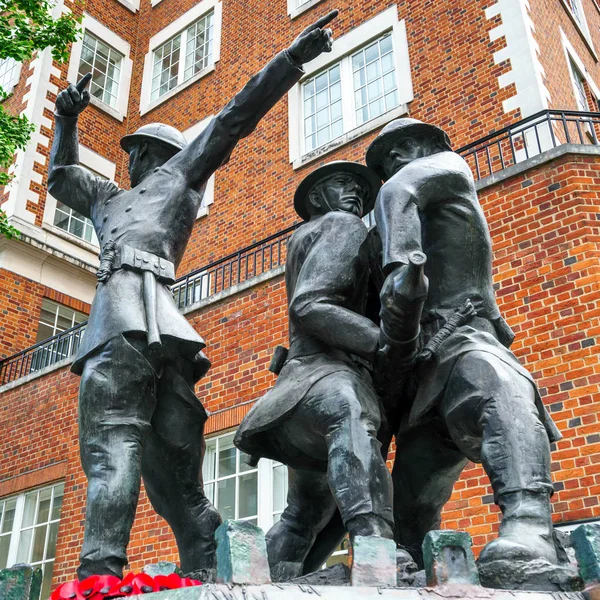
[
  {"x1": 346, "y1": 513, "x2": 394, "y2": 540},
  {"x1": 478, "y1": 490, "x2": 558, "y2": 565}
]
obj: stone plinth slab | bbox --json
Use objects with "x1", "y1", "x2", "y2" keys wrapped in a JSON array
[
  {"x1": 351, "y1": 536, "x2": 397, "y2": 587},
  {"x1": 121, "y1": 582, "x2": 585, "y2": 600},
  {"x1": 215, "y1": 520, "x2": 271, "y2": 585},
  {"x1": 423, "y1": 530, "x2": 479, "y2": 586},
  {"x1": 0, "y1": 564, "x2": 42, "y2": 600},
  {"x1": 572, "y1": 524, "x2": 600, "y2": 586}
]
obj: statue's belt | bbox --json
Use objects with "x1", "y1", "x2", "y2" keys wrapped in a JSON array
[
  {"x1": 97, "y1": 241, "x2": 176, "y2": 284},
  {"x1": 96, "y1": 241, "x2": 176, "y2": 348}
]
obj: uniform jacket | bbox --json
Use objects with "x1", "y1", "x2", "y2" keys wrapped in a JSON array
[
  {"x1": 235, "y1": 211, "x2": 381, "y2": 458},
  {"x1": 374, "y1": 151, "x2": 561, "y2": 441},
  {"x1": 48, "y1": 51, "x2": 303, "y2": 374}
]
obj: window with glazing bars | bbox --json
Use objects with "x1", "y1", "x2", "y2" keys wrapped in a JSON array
[
  {"x1": 202, "y1": 432, "x2": 288, "y2": 530},
  {"x1": 151, "y1": 10, "x2": 214, "y2": 102},
  {"x1": 77, "y1": 31, "x2": 124, "y2": 109},
  {"x1": 0, "y1": 57, "x2": 19, "y2": 93},
  {"x1": 301, "y1": 33, "x2": 399, "y2": 153},
  {"x1": 0, "y1": 483, "x2": 64, "y2": 600}
]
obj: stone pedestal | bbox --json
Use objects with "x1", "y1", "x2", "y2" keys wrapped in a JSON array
[
  {"x1": 423, "y1": 530, "x2": 479, "y2": 586},
  {"x1": 0, "y1": 564, "x2": 42, "y2": 600},
  {"x1": 351, "y1": 536, "x2": 397, "y2": 587}
]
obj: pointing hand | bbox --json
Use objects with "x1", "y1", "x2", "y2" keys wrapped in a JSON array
[
  {"x1": 288, "y1": 10, "x2": 338, "y2": 66},
  {"x1": 55, "y1": 73, "x2": 92, "y2": 117}
]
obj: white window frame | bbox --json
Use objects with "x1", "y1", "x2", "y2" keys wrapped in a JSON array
[
  {"x1": 43, "y1": 145, "x2": 117, "y2": 251},
  {"x1": 288, "y1": 5, "x2": 413, "y2": 169},
  {"x1": 184, "y1": 115, "x2": 215, "y2": 218},
  {"x1": 560, "y1": 0, "x2": 598, "y2": 58},
  {"x1": 203, "y1": 431, "x2": 287, "y2": 532},
  {"x1": 66, "y1": 14, "x2": 133, "y2": 122},
  {"x1": 139, "y1": 0, "x2": 223, "y2": 116},
  {"x1": 561, "y1": 29, "x2": 600, "y2": 111},
  {"x1": 287, "y1": 0, "x2": 326, "y2": 20},
  {"x1": 0, "y1": 482, "x2": 65, "y2": 600},
  {"x1": 0, "y1": 57, "x2": 22, "y2": 95},
  {"x1": 116, "y1": 0, "x2": 139, "y2": 12}
]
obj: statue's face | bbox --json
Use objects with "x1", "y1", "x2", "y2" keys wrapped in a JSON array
[
  {"x1": 383, "y1": 135, "x2": 432, "y2": 178},
  {"x1": 313, "y1": 173, "x2": 366, "y2": 218},
  {"x1": 127, "y1": 144, "x2": 147, "y2": 188}
]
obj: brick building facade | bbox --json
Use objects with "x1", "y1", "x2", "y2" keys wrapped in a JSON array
[{"x1": 1, "y1": 0, "x2": 600, "y2": 596}]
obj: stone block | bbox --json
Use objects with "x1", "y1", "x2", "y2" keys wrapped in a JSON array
[
  {"x1": 422, "y1": 530, "x2": 479, "y2": 586},
  {"x1": 0, "y1": 564, "x2": 42, "y2": 600},
  {"x1": 351, "y1": 536, "x2": 396, "y2": 587},
  {"x1": 572, "y1": 524, "x2": 600, "y2": 586},
  {"x1": 215, "y1": 520, "x2": 271, "y2": 585},
  {"x1": 142, "y1": 562, "x2": 181, "y2": 577}
]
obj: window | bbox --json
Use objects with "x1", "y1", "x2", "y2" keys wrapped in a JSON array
[
  {"x1": 202, "y1": 432, "x2": 288, "y2": 531},
  {"x1": 66, "y1": 15, "x2": 133, "y2": 121},
  {"x1": 78, "y1": 31, "x2": 124, "y2": 110},
  {"x1": 53, "y1": 203, "x2": 96, "y2": 244},
  {"x1": 302, "y1": 34, "x2": 399, "y2": 153},
  {"x1": 0, "y1": 483, "x2": 65, "y2": 600},
  {"x1": 35, "y1": 299, "x2": 87, "y2": 344},
  {"x1": 287, "y1": 0, "x2": 325, "y2": 18},
  {"x1": 0, "y1": 57, "x2": 20, "y2": 94},
  {"x1": 151, "y1": 10, "x2": 215, "y2": 102},
  {"x1": 288, "y1": 7, "x2": 412, "y2": 167},
  {"x1": 140, "y1": 0, "x2": 222, "y2": 115},
  {"x1": 570, "y1": 60, "x2": 590, "y2": 111},
  {"x1": 567, "y1": 0, "x2": 585, "y2": 25}
]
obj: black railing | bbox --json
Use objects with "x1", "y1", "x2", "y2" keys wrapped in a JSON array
[
  {"x1": 0, "y1": 225, "x2": 300, "y2": 385},
  {"x1": 2, "y1": 109, "x2": 600, "y2": 385},
  {"x1": 172, "y1": 223, "x2": 299, "y2": 309},
  {"x1": 457, "y1": 109, "x2": 600, "y2": 181}
]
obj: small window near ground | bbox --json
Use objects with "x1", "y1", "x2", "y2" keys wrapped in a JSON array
[
  {"x1": 0, "y1": 483, "x2": 65, "y2": 600},
  {"x1": 203, "y1": 432, "x2": 288, "y2": 533},
  {"x1": 36, "y1": 299, "x2": 87, "y2": 344}
]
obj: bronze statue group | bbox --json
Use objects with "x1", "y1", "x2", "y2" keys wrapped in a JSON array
[{"x1": 49, "y1": 10, "x2": 562, "y2": 588}]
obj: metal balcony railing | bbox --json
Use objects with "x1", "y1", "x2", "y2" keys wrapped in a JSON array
[
  {"x1": 457, "y1": 109, "x2": 600, "y2": 181},
  {"x1": 0, "y1": 224, "x2": 300, "y2": 385},
  {"x1": 2, "y1": 109, "x2": 600, "y2": 386}
]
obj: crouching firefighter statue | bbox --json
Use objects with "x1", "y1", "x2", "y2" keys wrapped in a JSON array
[
  {"x1": 235, "y1": 161, "x2": 398, "y2": 581},
  {"x1": 47, "y1": 10, "x2": 339, "y2": 581},
  {"x1": 365, "y1": 118, "x2": 563, "y2": 576}
]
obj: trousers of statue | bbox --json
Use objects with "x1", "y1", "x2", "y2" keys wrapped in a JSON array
[
  {"x1": 76, "y1": 334, "x2": 220, "y2": 580},
  {"x1": 265, "y1": 369, "x2": 393, "y2": 577},
  {"x1": 392, "y1": 349, "x2": 553, "y2": 567}
]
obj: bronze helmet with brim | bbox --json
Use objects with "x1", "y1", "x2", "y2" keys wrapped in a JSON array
[
  {"x1": 365, "y1": 118, "x2": 452, "y2": 182},
  {"x1": 293, "y1": 160, "x2": 382, "y2": 222},
  {"x1": 120, "y1": 123, "x2": 188, "y2": 155}
]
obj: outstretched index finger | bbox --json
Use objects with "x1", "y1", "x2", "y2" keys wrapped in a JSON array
[
  {"x1": 76, "y1": 72, "x2": 92, "y2": 93},
  {"x1": 310, "y1": 9, "x2": 339, "y2": 31}
]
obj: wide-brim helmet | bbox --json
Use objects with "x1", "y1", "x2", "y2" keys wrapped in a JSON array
[
  {"x1": 366, "y1": 118, "x2": 452, "y2": 181},
  {"x1": 294, "y1": 160, "x2": 382, "y2": 222},
  {"x1": 120, "y1": 123, "x2": 188, "y2": 155}
]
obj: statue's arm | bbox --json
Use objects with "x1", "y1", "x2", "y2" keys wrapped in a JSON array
[
  {"x1": 48, "y1": 74, "x2": 98, "y2": 218},
  {"x1": 289, "y1": 213, "x2": 380, "y2": 362},
  {"x1": 169, "y1": 11, "x2": 338, "y2": 190}
]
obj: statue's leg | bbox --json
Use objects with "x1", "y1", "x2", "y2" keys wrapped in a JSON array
[
  {"x1": 77, "y1": 335, "x2": 157, "y2": 580},
  {"x1": 266, "y1": 468, "x2": 337, "y2": 581},
  {"x1": 391, "y1": 421, "x2": 468, "y2": 567},
  {"x1": 304, "y1": 372, "x2": 394, "y2": 539},
  {"x1": 440, "y1": 350, "x2": 557, "y2": 564},
  {"x1": 141, "y1": 362, "x2": 221, "y2": 576}
]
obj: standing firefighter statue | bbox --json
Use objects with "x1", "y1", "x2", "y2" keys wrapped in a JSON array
[
  {"x1": 366, "y1": 118, "x2": 563, "y2": 581},
  {"x1": 235, "y1": 161, "x2": 417, "y2": 581},
  {"x1": 47, "y1": 10, "x2": 339, "y2": 581}
]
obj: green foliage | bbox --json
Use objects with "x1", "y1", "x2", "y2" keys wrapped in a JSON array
[{"x1": 0, "y1": 0, "x2": 82, "y2": 239}]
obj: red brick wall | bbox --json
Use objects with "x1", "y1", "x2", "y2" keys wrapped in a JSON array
[{"x1": 0, "y1": 269, "x2": 90, "y2": 359}]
